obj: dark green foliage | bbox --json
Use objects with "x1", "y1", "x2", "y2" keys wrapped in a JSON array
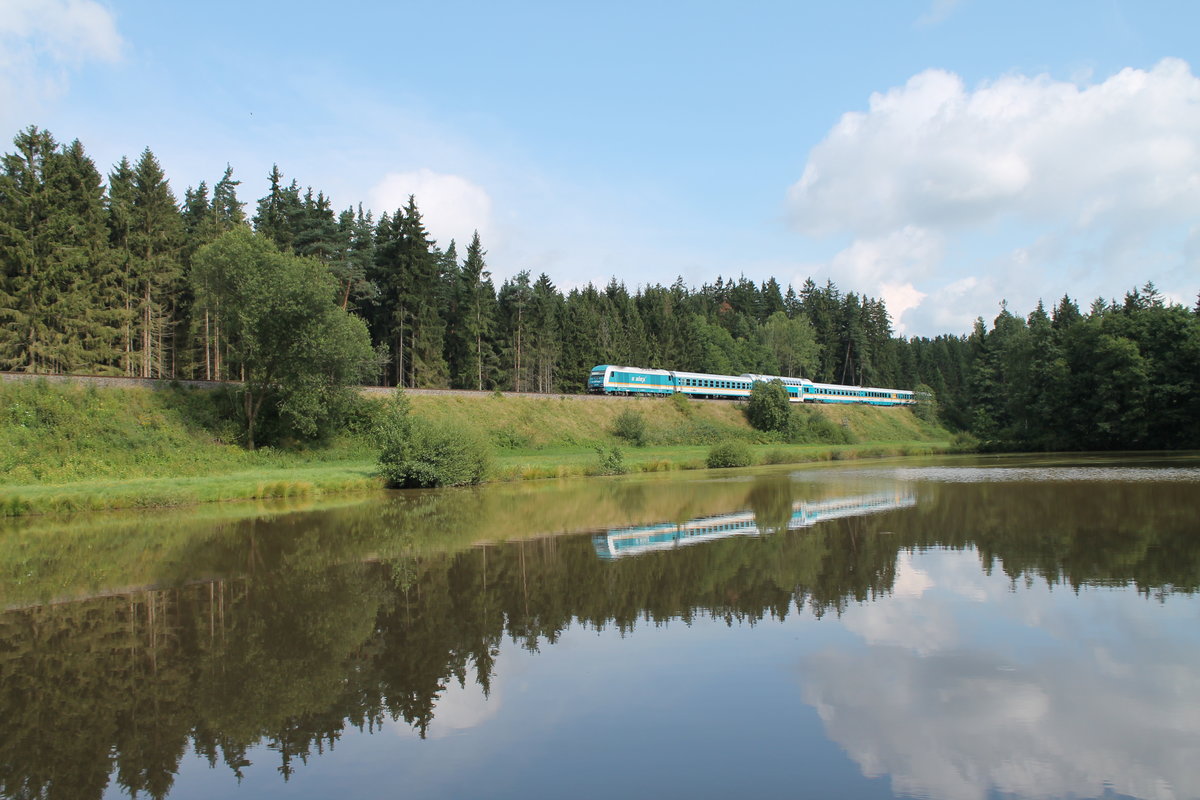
[
  {"x1": 378, "y1": 415, "x2": 492, "y2": 488},
  {"x1": 447, "y1": 232, "x2": 500, "y2": 390},
  {"x1": 0, "y1": 128, "x2": 122, "y2": 373},
  {"x1": 611, "y1": 408, "x2": 648, "y2": 446},
  {"x1": 3, "y1": 124, "x2": 1194, "y2": 455},
  {"x1": 706, "y1": 439, "x2": 753, "y2": 468},
  {"x1": 959, "y1": 292, "x2": 1200, "y2": 451},
  {"x1": 191, "y1": 229, "x2": 376, "y2": 448},
  {"x1": 746, "y1": 380, "x2": 791, "y2": 432},
  {"x1": 911, "y1": 382, "x2": 938, "y2": 424}
]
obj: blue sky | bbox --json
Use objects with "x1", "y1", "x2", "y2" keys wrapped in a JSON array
[{"x1": 3, "y1": 0, "x2": 1198, "y2": 336}]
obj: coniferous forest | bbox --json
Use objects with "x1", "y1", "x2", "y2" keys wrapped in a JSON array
[{"x1": 2, "y1": 126, "x2": 1198, "y2": 451}]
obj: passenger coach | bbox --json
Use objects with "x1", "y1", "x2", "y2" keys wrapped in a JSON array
[{"x1": 588, "y1": 365, "x2": 915, "y2": 406}]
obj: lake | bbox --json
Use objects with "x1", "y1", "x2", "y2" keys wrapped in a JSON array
[{"x1": 2, "y1": 453, "x2": 1198, "y2": 800}]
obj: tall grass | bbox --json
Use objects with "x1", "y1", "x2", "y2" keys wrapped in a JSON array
[{"x1": 1, "y1": 380, "x2": 951, "y2": 515}]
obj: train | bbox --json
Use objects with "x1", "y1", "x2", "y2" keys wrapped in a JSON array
[{"x1": 587, "y1": 364, "x2": 915, "y2": 406}]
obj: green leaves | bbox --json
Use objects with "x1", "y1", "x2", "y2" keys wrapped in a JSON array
[
  {"x1": 746, "y1": 379, "x2": 791, "y2": 433},
  {"x1": 192, "y1": 229, "x2": 375, "y2": 448},
  {"x1": 378, "y1": 415, "x2": 492, "y2": 488}
]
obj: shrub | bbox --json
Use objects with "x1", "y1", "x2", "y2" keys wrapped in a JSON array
[
  {"x1": 786, "y1": 406, "x2": 855, "y2": 445},
  {"x1": 491, "y1": 425, "x2": 531, "y2": 449},
  {"x1": 378, "y1": 417, "x2": 492, "y2": 488},
  {"x1": 762, "y1": 448, "x2": 793, "y2": 465},
  {"x1": 949, "y1": 431, "x2": 980, "y2": 453},
  {"x1": 670, "y1": 391, "x2": 694, "y2": 417},
  {"x1": 593, "y1": 444, "x2": 628, "y2": 475},
  {"x1": 706, "y1": 439, "x2": 753, "y2": 468},
  {"x1": 611, "y1": 409, "x2": 648, "y2": 446},
  {"x1": 746, "y1": 380, "x2": 791, "y2": 432}
]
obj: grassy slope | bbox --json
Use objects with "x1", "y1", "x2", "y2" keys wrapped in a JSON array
[{"x1": 0, "y1": 381, "x2": 949, "y2": 515}]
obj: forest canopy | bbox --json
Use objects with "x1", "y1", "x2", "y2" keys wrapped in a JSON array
[{"x1": 2, "y1": 125, "x2": 1198, "y2": 451}]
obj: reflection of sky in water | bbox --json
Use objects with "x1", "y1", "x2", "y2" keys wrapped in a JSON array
[
  {"x1": 805, "y1": 548, "x2": 1200, "y2": 800},
  {"x1": 158, "y1": 545, "x2": 1200, "y2": 800},
  {"x1": 889, "y1": 466, "x2": 1200, "y2": 483}
]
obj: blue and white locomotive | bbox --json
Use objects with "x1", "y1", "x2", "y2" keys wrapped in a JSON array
[{"x1": 587, "y1": 364, "x2": 915, "y2": 406}]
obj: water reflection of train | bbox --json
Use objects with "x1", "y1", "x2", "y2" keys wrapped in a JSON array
[{"x1": 593, "y1": 490, "x2": 916, "y2": 559}]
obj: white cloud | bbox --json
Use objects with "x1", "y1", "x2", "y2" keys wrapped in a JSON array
[
  {"x1": 804, "y1": 548, "x2": 1200, "y2": 800},
  {"x1": 916, "y1": 0, "x2": 961, "y2": 27},
  {"x1": 369, "y1": 169, "x2": 494, "y2": 252},
  {"x1": 0, "y1": 0, "x2": 122, "y2": 62},
  {"x1": 789, "y1": 59, "x2": 1200, "y2": 334},
  {"x1": 0, "y1": 0, "x2": 123, "y2": 132},
  {"x1": 425, "y1": 676, "x2": 501, "y2": 738},
  {"x1": 791, "y1": 59, "x2": 1200, "y2": 237}
]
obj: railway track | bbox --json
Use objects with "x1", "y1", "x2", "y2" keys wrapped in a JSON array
[{"x1": 0, "y1": 371, "x2": 689, "y2": 402}]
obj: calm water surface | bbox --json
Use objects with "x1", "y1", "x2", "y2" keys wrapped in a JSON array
[{"x1": 2, "y1": 453, "x2": 1198, "y2": 800}]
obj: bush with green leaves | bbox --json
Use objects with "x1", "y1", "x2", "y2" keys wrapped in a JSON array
[
  {"x1": 746, "y1": 380, "x2": 791, "y2": 433},
  {"x1": 611, "y1": 408, "x2": 648, "y2": 446},
  {"x1": 593, "y1": 444, "x2": 628, "y2": 475},
  {"x1": 378, "y1": 415, "x2": 492, "y2": 488},
  {"x1": 670, "y1": 391, "x2": 694, "y2": 417},
  {"x1": 706, "y1": 439, "x2": 753, "y2": 468},
  {"x1": 785, "y1": 406, "x2": 854, "y2": 444}
]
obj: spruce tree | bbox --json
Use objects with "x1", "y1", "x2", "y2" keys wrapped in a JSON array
[
  {"x1": 499, "y1": 271, "x2": 533, "y2": 391},
  {"x1": 453, "y1": 231, "x2": 499, "y2": 390},
  {"x1": 0, "y1": 126, "x2": 59, "y2": 371},
  {"x1": 52, "y1": 139, "x2": 122, "y2": 372},
  {"x1": 128, "y1": 147, "x2": 183, "y2": 377},
  {"x1": 0, "y1": 129, "x2": 121, "y2": 372},
  {"x1": 529, "y1": 274, "x2": 562, "y2": 392},
  {"x1": 211, "y1": 165, "x2": 245, "y2": 231}
]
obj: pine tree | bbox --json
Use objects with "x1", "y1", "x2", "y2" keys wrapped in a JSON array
[
  {"x1": 0, "y1": 129, "x2": 122, "y2": 372},
  {"x1": 106, "y1": 156, "x2": 137, "y2": 374},
  {"x1": 128, "y1": 148, "x2": 183, "y2": 377},
  {"x1": 52, "y1": 138, "x2": 122, "y2": 372},
  {"x1": 211, "y1": 165, "x2": 245, "y2": 231},
  {"x1": 760, "y1": 277, "x2": 785, "y2": 320},
  {"x1": 253, "y1": 165, "x2": 303, "y2": 252},
  {"x1": 293, "y1": 188, "x2": 338, "y2": 262},
  {"x1": 529, "y1": 274, "x2": 562, "y2": 392},
  {"x1": 499, "y1": 271, "x2": 533, "y2": 391},
  {"x1": 369, "y1": 196, "x2": 444, "y2": 386},
  {"x1": 452, "y1": 232, "x2": 499, "y2": 390},
  {"x1": 0, "y1": 126, "x2": 60, "y2": 371}
]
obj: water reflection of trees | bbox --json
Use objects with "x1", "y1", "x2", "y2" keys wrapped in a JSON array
[{"x1": 1, "y1": 475, "x2": 1196, "y2": 799}]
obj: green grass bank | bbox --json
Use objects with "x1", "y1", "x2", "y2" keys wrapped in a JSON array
[{"x1": 0, "y1": 379, "x2": 951, "y2": 515}]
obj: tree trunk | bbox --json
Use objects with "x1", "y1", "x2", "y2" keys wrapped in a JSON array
[
  {"x1": 476, "y1": 332, "x2": 483, "y2": 391},
  {"x1": 204, "y1": 310, "x2": 211, "y2": 380}
]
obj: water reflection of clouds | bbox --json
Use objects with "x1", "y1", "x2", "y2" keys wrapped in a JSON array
[
  {"x1": 801, "y1": 548, "x2": 1200, "y2": 800},
  {"x1": 425, "y1": 677, "x2": 501, "y2": 739}
]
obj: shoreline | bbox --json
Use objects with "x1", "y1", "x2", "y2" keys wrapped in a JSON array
[{"x1": 0, "y1": 441, "x2": 951, "y2": 517}]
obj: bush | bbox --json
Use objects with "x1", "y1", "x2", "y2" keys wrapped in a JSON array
[
  {"x1": 949, "y1": 431, "x2": 980, "y2": 453},
  {"x1": 378, "y1": 416, "x2": 492, "y2": 488},
  {"x1": 762, "y1": 448, "x2": 793, "y2": 465},
  {"x1": 670, "y1": 391, "x2": 694, "y2": 417},
  {"x1": 593, "y1": 444, "x2": 628, "y2": 475},
  {"x1": 746, "y1": 380, "x2": 791, "y2": 432},
  {"x1": 611, "y1": 409, "x2": 648, "y2": 446},
  {"x1": 786, "y1": 406, "x2": 855, "y2": 445},
  {"x1": 706, "y1": 439, "x2": 753, "y2": 468}
]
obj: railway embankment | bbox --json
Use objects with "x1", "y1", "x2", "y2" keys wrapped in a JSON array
[{"x1": 0, "y1": 375, "x2": 950, "y2": 516}]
